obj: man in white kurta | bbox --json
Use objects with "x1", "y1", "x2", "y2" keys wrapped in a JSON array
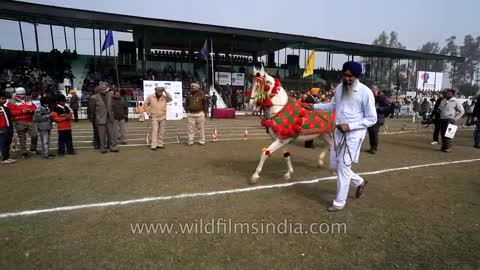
[{"x1": 314, "y1": 61, "x2": 377, "y2": 212}]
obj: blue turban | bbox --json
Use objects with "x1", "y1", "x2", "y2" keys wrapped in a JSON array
[{"x1": 342, "y1": 61, "x2": 362, "y2": 78}]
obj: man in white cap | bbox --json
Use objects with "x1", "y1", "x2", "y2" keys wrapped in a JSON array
[
  {"x1": 7, "y1": 87, "x2": 38, "y2": 158},
  {"x1": 7, "y1": 87, "x2": 38, "y2": 157},
  {"x1": 145, "y1": 87, "x2": 172, "y2": 150},
  {"x1": 185, "y1": 83, "x2": 206, "y2": 146}
]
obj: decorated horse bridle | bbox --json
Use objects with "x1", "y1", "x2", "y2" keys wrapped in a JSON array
[{"x1": 248, "y1": 73, "x2": 285, "y2": 111}]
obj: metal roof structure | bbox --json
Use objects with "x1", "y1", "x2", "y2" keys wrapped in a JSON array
[{"x1": 0, "y1": 1, "x2": 464, "y2": 62}]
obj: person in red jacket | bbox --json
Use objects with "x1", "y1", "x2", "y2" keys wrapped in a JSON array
[
  {"x1": 7, "y1": 87, "x2": 38, "y2": 158},
  {"x1": 51, "y1": 95, "x2": 75, "y2": 156}
]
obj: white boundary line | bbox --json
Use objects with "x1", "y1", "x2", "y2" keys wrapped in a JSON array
[
  {"x1": 44, "y1": 129, "x2": 474, "y2": 145},
  {"x1": 47, "y1": 132, "x2": 425, "y2": 146},
  {"x1": 61, "y1": 136, "x2": 271, "y2": 149},
  {"x1": 65, "y1": 125, "x2": 261, "y2": 132},
  {"x1": 383, "y1": 128, "x2": 475, "y2": 135},
  {"x1": 1, "y1": 158, "x2": 479, "y2": 219},
  {"x1": 41, "y1": 128, "x2": 475, "y2": 149},
  {"x1": 47, "y1": 133, "x2": 270, "y2": 143},
  {"x1": 62, "y1": 133, "x2": 266, "y2": 139},
  {"x1": 60, "y1": 124, "x2": 445, "y2": 132},
  {"x1": 51, "y1": 127, "x2": 262, "y2": 135}
]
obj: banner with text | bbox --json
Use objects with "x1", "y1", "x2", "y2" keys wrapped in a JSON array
[
  {"x1": 215, "y1": 72, "x2": 232, "y2": 85},
  {"x1": 231, "y1": 73, "x2": 245, "y2": 86},
  {"x1": 143, "y1": 80, "x2": 184, "y2": 120}
]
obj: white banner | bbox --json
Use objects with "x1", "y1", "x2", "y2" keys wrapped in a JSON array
[
  {"x1": 215, "y1": 72, "x2": 232, "y2": 85},
  {"x1": 417, "y1": 71, "x2": 443, "y2": 91},
  {"x1": 406, "y1": 91, "x2": 417, "y2": 98},
  {"x1": 143, "y1": 80, "x2": 184, "y2": 120},
  {"x1": 231, "y1": 73, "x2": 245, "y2": 86}
]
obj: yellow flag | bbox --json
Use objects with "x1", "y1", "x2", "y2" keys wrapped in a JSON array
[{"x1": 303, "y1": 50, "x2": 315, "y2": 78}]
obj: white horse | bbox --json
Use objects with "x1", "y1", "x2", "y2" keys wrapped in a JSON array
[{"x1": 248, "y1": 66, "x2": 334, "y2": 184}]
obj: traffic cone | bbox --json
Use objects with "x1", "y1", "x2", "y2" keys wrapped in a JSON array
[
  {"x1": 212, "y1": 128, "x2": 218, "y2": 142},
  {"x1": 244, "y1": 129, "x2": 248, "y2": 141},
  {"x1": 176, "y1": 133, "x2": 180, "y2": 144}
]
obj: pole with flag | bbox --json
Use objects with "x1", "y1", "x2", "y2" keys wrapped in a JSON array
[
  {"x1": 303, "y1": 50, "x2": 315, "y2": 87},
  {"x1": 102, "y1": 29, "x2": 120, "y2": 89},
  {"x1": 200, "y1": 39, "x2": 209, "y2": 90},
  {"x1": 210, "y1": 39, "x2": 215, "y2": 94}
]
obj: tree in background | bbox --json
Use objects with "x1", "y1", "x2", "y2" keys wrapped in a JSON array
[
  {"x1": 455, "y1": 35, "x2": 480, "y2": 88},
  {"x1": 418, "y1": 35, "x2": 480, "y2": 95},
  {"x1": 417, "y1": 41, "x2": 444, "y2": 72},
  {"x1": 438, "y1": 36, "x2": 459, "y2": 88},
  {"x1": 367, "y1": 31, "x2": 480, "y2": 96},
  {"x1": 363, "y1": 31, "x2": 407, "y2": 92},
  {"x1": 458, "y1": 83, "x2": 479, "y2": 97}
]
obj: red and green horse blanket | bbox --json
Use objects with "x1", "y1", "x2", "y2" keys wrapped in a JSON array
[{"x1": 260, "y1": 99, "x2": 335, "y2": 139}]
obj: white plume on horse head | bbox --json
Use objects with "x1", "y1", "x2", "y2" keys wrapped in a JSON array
[
  {"x1": 262, "y1": 69, "x2": 277, "y2": 89},
  {"x1": 249, "y1": 65, "x2": 269, "y2": 109},
  {"x1": 249, "y1": 67, "x2": 288, "y2": 113}
]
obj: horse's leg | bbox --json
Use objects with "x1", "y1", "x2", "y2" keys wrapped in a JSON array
[
  {"x1": 318, "y1": 148, "x2": 327, "y2": 168},
  {"x1": 250, "y1": 138, "x2": 291, "y2": 184},
  {"x1": 282, "y1": 148, "x2": 294, "y2": 181},
  {"x1": 318, "y1": 133, "x2": 333, "y2": 168},
  {"x1": 327, "y1": 133, "x2": 337, "y2": 176}
]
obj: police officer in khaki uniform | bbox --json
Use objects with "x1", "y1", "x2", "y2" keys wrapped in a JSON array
[{"x1": 145, "y1": 87, "x2": 172, "y2": 150}]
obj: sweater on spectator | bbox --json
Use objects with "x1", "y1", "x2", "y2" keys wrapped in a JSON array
[
  {"x1": 0, "y1": 105, "x2": 13, "y2": 129},
  {"x1": 52, "y1": 105, "x2": 72, "y2": 131},
  {"x1": 33, "y1": 106, "x2": 52, "y2": 131},
  {"x1": 111, "y1": 97, "x2": 128, "y2": 120},
  {"x1": 7, "y1": 97, "x2": 37, "y2": 123},
  {"x1": 439, "y1": 97, "x2": 465, "y2": 121}
]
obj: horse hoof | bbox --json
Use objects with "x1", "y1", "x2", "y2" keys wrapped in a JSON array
[
  {"x1": 249, "y1": 176, "x2": 260, "y2": 185},
  {"x1": 282, "y1": 174, "x2": 291, "y2": 181}
]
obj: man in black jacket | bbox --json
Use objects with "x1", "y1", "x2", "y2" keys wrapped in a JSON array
[
  {"x1": 367, "y1": 86, "x2": 390, "y2": 154},
  {"x1": 210, "y1": 92, "x2": 218, "y2": 119},
  {"x1": 0, "y1": 91, "x2": 16, "y2": 164},
  {"x1": 473, "y1": 96, "x2": 480, "y2": 149},
  {"x1": 429, "y1": 91, "x2": 446, "y2": 145}
]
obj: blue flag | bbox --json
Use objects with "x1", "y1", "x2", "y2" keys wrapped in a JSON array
[
  {"x1": 200, "y1": 39, "x2": 209, "y2": 61},
  {"x1": 102, "y1": 30, "x2": 114, "y2": 52}
]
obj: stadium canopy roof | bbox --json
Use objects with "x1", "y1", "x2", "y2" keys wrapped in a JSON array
[{"x1": 0, "y1": 1, "x2": 464, "y2": 62}]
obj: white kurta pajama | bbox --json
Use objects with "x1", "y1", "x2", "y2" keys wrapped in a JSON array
[{"x1": 314, "y1": 81, "x2": 377, "y2": 207}]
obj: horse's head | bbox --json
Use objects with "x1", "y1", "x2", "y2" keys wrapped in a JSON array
[{"x1": 248, "y1": 66, "x2": 284, "y2": 110}]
